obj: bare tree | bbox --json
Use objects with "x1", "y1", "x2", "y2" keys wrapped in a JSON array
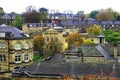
[{"x1": 25, "y1": 5, "x2": 36, "y2": 13}]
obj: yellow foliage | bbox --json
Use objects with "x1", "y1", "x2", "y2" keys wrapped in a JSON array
[
  {"x1": 86, "y1": 24, "x2": 102, "y2": 35},
  {"x1": 83, "y1": 39, "x2": 94, "y2": 44},
  {"x1": 65, "y1": 42, "x2": 68, "y2": 50}
]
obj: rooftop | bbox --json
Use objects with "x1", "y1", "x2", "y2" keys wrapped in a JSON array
[{"x1": 0, "y1": 24, "x2": 30, "y2": 38}]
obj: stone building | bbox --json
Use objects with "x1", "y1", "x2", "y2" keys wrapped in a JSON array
[
  {"x1": 12, "y1": 48, "x2": 120, "y2": 80},
  {"x1": 0, "y1": 24, "x2": 33, "y2": 78}
]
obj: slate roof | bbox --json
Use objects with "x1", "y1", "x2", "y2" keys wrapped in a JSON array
[
  {"x1": 64, "y1": 44, "x2": 104, "y2": 57},
  {"x1": 60, "y1": 20, "x2": 120, "y2": 26},
  {"x1": 60, "y1": 20, "x2": 73, "y2": 26},
  {"x1": 12, "y1": 44, "x2": 120, "y2": 78},
  {"x1": 114, "y1": 21, "x2": 120, "y2": 25},
  {"x1": 73, "y1": 20, "x2": 87, "y2": 26},
  {"x1": 12, "y1": 57, "x2": 120, "y2": 77},
  {"x1": 2, "y1": 14, "x2": 11, "y2": 19},
  {"x1": 0, "y1": 24, "x2": 29, "y2": 38},
  {"x1": 64, "y1": 44, "x2": 120, "y2": 60}
]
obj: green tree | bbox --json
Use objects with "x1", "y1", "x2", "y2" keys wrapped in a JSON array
[
  {"x1": 0, "y1": 7, "x2": 4, "y2": 16},
  {"x1": 0, "y1": 7, "x2": 5, "y2": 25},
  {"x1": 66, "y1": 31, "x2": 83, "y2": 48},
  {"x1": 88, "y1": 10, "x2": 99, "y2": 19},
  {"x1": 39, "y1": 7, "x2": 48, "y2": 23},
  {"x1": 103, "y1": 30, "x2": 120, "y2": 58},
  {"x1": 11, "y1": 14, "x2": 23, "y2": 30},
  {"x1": 103, "y1": 30, "x2": 120, "y2": 44}
]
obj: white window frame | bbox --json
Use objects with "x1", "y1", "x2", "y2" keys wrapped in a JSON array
[
  {"x1": 15, "y1": 53, "x2": 21, "y2": 63},
  {"x1": 24, "y1": 42, "x2": 29, "y2": 49},
  {"x1": 15, "y1": 43, "x2": 21, "y2": 50},
  {"x1": 24, "y1": 52, "x2": 29, "y2": 62},
  {"x1": 2, "y1": 43, "x2": 6, "y2": 48}
]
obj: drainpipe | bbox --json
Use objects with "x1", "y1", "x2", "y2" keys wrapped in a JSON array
[
  {"x1": 8, "y1": 39, "x2": 10, "y2": 71},
  {"x1": 113, "y1": 44, "x2": 117, "y2": 58}
]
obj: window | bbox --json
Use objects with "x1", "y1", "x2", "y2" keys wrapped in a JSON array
[
  {"x1": 24, "y1": 42, "x2": 29, "y2": 49},
  {"x1": 15, "y1": 54, "x2": 21, "y2": 63},
  {"x1": 15, "y1": 42, "x2": 21, "y2": 50},
  {"x1": 0, "y1": 54, "x2": 5, "y2": 62},
  {"x1": 51, "y1": 37, "x2": 53, "y2": 41},
  {"x1": 46, "y1": 37, "x2": 49, "y2": 42},
  {"x1": 0, "y1": 32, "x2": 5, "y2": 37},
  {"x1": 0, "y1": 43, "x2": 6, "y2": 48},
  {"x1": 24, "y1": 52, "x2": 29, "y2": 61},
  {"x1": 0, "y1": 43, "x2": 2, "y2": 48},
  {"x1": 2, "y1": 43, "x2": 6, "y2": 48}
]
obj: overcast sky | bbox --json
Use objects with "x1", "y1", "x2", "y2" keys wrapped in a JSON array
[{"x1": 0, "y1": 0, "x2": 120, "y2": 14}]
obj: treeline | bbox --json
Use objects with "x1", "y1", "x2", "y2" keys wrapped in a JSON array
[{"x1": 88, "y1": 8, "x2": 120, "y2": 20}]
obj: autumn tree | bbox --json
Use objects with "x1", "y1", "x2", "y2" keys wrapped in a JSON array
[
  {"x1": 86, "y1": 24, "x2": 102, "y2": 37},
  {"x1": 34, "y1": 35, "x2": 45, "y2": 57},
  {"x1": 96, "y1": 8, "x2": 119, "y2": 20},
  {"x1": 46, "y1": 40, "x2": 63, "y2": 56},
  {"x1": 23, "y1": 11, "x2": 41, "y2": 23},
  {"x1": 66, "y1": 31, "x2": 83, "y2": 48}
]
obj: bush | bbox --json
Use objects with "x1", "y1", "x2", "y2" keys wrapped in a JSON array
[{"x1": 33, "y1": 56, "x2": 43, "y2": 61}]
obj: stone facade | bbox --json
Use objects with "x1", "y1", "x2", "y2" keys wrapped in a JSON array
[
  {"x1": 0, "y1": 24, "x2": 34, "y2": 78},
  {"x1": 43, "y1": 28, "x2": 66, "y2": 53}
]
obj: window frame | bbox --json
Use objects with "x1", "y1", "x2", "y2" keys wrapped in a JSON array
[
  {"x1": 24, "y1": 52, "x2": 29, "y2": 62},
  {"x1": 0, "y1": 54, "x2": 5, "y2": 62},
  {"x1": 15, "y1": 42, "x2": 21, "y2": 50},
  {"x1": 15, "y1": 53, "x2": 21, "y2": 63},
  {"x1": 24, "y1": 42, "x2": 29, "y2": 49}
]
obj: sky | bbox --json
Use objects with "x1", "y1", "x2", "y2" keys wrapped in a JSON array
[{"x1": 0, "y1": 0, "x2": 120, "y2": 14}]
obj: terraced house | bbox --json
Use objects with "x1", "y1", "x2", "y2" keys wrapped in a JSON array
[{"x1": 0, "y1": 24, "x2": 33, "y2": 78}]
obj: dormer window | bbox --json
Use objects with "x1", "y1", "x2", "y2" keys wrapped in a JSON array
[{"x1": 15, "y1": 42, "x2": 21, "y2": 50}]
